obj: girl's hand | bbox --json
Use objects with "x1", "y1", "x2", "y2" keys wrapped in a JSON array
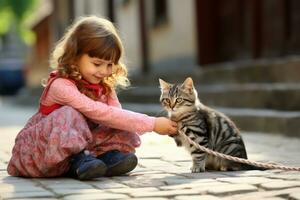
[{"x1": 153, "y1": 117, "x2": 178, "y2": 135}]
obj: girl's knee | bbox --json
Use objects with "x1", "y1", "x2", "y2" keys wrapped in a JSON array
[
  {"x1": 60, "y1": 106, "x2": 79, "y2": 113},
  {"x1": 53, "y1": 106, "x2": 87, "y2": 124},
  {"x1": 59, "y1": 106, "x2": 84, "y2": 117}
]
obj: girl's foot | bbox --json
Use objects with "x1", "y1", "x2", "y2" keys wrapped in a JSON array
[
  {"x1": 69, "y1": 152, "x2": 107, "y2": 180},
  {"x1": 97, "y1": 150, "x2": 138, "y2": 176}
]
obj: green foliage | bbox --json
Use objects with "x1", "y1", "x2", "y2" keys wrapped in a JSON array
[
  {"x1": 0, "y1": 7, "x2": 13, "y2": 35},
  {"x1": 0, "y1": 0, "x2": 38, "y2": 45}
]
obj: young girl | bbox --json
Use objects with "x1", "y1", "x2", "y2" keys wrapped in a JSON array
[{"x1": 7, "y1": 16, "x2": 177, "y2": 180}]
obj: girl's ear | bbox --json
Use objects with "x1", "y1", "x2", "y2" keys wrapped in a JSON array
[
  {"x1": 159, "y1": 78, "x2": 170, "y2": 91},
  {"x1": 182, "y1": 77, "x2": 194, "y2": 91}
]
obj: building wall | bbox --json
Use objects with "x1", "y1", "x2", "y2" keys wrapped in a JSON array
[
  {"x1": 261, "y1": 0, "x2": 300, "y2": 57},
  {"x1": 115, "y1": 1, "x2": 141, "y2": 71},
  {"x1": 74, "y1": 0, "x2": 107, "y2": 17},
  {"x1": 27, "y1": 16, "x2": 52, "y2": 88},
  {"x1": 148, "y1": 0, "x2": 196, "y2": 67}
]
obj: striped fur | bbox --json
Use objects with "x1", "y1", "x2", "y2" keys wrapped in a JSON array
[{"x1": 159, "y1": 77, "x2": 250, "y2": 172}]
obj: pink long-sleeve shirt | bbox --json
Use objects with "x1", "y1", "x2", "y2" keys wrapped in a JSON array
[{"x1": 42, "y1": 78, "x2": 155, "y2": 134}]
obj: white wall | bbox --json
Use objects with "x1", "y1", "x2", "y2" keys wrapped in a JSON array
[
  {"x1": 74, "y1": 0, "x2": 106, "y2": 18},
  {"x1": 149, "y1": 0, "x2": 197, "y2": 65},
  {"x1": 115, "y1": 0, "x2": 141, "y2": 71}
]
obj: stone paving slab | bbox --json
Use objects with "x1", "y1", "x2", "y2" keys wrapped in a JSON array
[
  {"x1": 175, "y1": 195, "x2": 221, "y2": 200},
  {"x1": 1, "y1": 101, "x2": 300, "y2": 199},
  {"x1": 224, "y1": 187, "x2": 300, "y2": 200},
  {"x1": 1, "y1": 190, "x2": 55, "y2": 199},
  {"x1": 290, "y1": 192, "x2": 300, "y2": 200},
  {"x1": 63, "y1": 192, "x2": 129, "y2": 200},
  {"x1": 216, "y1": 176, "x2": 274, "y2": 184}
]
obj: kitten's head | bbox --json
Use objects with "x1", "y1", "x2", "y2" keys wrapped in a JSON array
[{"x1": 159, "y1": 77, "x2": 200, "y2": 120}]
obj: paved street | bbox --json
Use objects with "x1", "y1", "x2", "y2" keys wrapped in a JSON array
[{"x1": 1, "y1": 96, "x2": 300, "y2": 200}]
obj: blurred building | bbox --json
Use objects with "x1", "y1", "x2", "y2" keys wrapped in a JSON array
[
  {"x1": 26, "y1": 0, "x2": 300, "y2": 87},
  {"x1": 26, "y1": 0, "x2": 53, "y2": 88},
  {"x1": 0, "y1": 28, "x2": 27, "y2": 94}
]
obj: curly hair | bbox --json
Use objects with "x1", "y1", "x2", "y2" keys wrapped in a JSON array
[{"x1": 49, "y1": 16, "x2": 130, "y2": 99}]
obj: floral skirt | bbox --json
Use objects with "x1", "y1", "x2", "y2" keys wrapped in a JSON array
[{"x1": 7, "y1": 106, "x2": 141, "y2": 177}]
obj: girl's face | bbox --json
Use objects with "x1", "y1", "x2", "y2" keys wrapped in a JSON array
[{"x1": 77, "y1": 54, "x2": 114, "y2": 84}]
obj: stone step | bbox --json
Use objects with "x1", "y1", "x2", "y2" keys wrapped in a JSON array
[
  {"x1": 122, "y1": 103, "x2": 300, "y2": 137},
  {"x1": 118, "y1": 83, "x2": 300, "y2": 111},
  {"x1": 130, "y1": 56, "x2": 300, "y2": 85}
]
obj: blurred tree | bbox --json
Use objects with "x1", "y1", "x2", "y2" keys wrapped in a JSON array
[{"x1": 0, "y1": 0, "x2": 38, "y2": 45}]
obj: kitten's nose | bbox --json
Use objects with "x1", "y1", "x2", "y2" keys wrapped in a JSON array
[{"x1": 170, "y1": 104, "x2": 175, "y2": 110}]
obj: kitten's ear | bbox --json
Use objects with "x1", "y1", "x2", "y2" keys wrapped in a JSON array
[
  {"x1": 159, "y1": 78, "x2": 170, "y2": 90},
  {"x1": 182, "y1": 77, "x2": 194, "y2": 90}
]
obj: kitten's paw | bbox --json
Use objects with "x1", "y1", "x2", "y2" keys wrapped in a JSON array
[
  {"x1": 220, "y1": 166, "x2": 228, "y2": 171},
  {"x1": 190, "y1": 165, "x2": 205, "y2": 173}
]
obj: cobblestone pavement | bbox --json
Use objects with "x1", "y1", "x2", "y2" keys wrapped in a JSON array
[{"x1": 1, "y1": 97, "x2": 300, "y2": 199}]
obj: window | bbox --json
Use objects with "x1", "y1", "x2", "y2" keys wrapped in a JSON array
[{"x1": 153, "y1": 0, "x2": 168, "y2": 27}]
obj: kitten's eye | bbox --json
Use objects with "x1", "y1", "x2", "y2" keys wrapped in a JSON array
[
  {"x1": 162, "y1": 98, "x2": 170, "y2": 104},
  {"x1": 176, "y1": 98, "x2": 183, "y2": 103}
]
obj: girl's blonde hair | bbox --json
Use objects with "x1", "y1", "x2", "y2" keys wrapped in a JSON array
[{"x1": 50, "y1": 16, "x2": 130, "y2": 99}]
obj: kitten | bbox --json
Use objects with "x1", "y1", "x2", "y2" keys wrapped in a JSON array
[{"x1": 159, "y1": 77, "x2": 255, "y2": 172}]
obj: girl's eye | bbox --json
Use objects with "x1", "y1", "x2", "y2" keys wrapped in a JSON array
[
  {"x1": 93, "y1": 63, "x2": 101, "y2": 67},
  {"x1": 176, "y1": 98, "x2": 183, "y2": 103}
]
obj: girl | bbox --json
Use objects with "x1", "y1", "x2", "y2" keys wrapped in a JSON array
[{"x1": 7, "y1": 16, "x2": 177, "y2": 180}]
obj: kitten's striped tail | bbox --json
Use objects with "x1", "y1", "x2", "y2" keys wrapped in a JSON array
[{"x1": 186, "y1": 136, "x2": 300, "y2": 171}]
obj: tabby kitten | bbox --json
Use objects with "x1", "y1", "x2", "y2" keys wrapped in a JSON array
[{"x1": 159, "y1": 77, "x2": 253, "y2": 172}]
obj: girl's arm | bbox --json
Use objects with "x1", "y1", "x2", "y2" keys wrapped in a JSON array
[
  {"x1": 46, "y1": 78, "x2": 155, "y2": 134},
  {"x1": 107, "y1": 89, "x2": 122, "y2": 108}
]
